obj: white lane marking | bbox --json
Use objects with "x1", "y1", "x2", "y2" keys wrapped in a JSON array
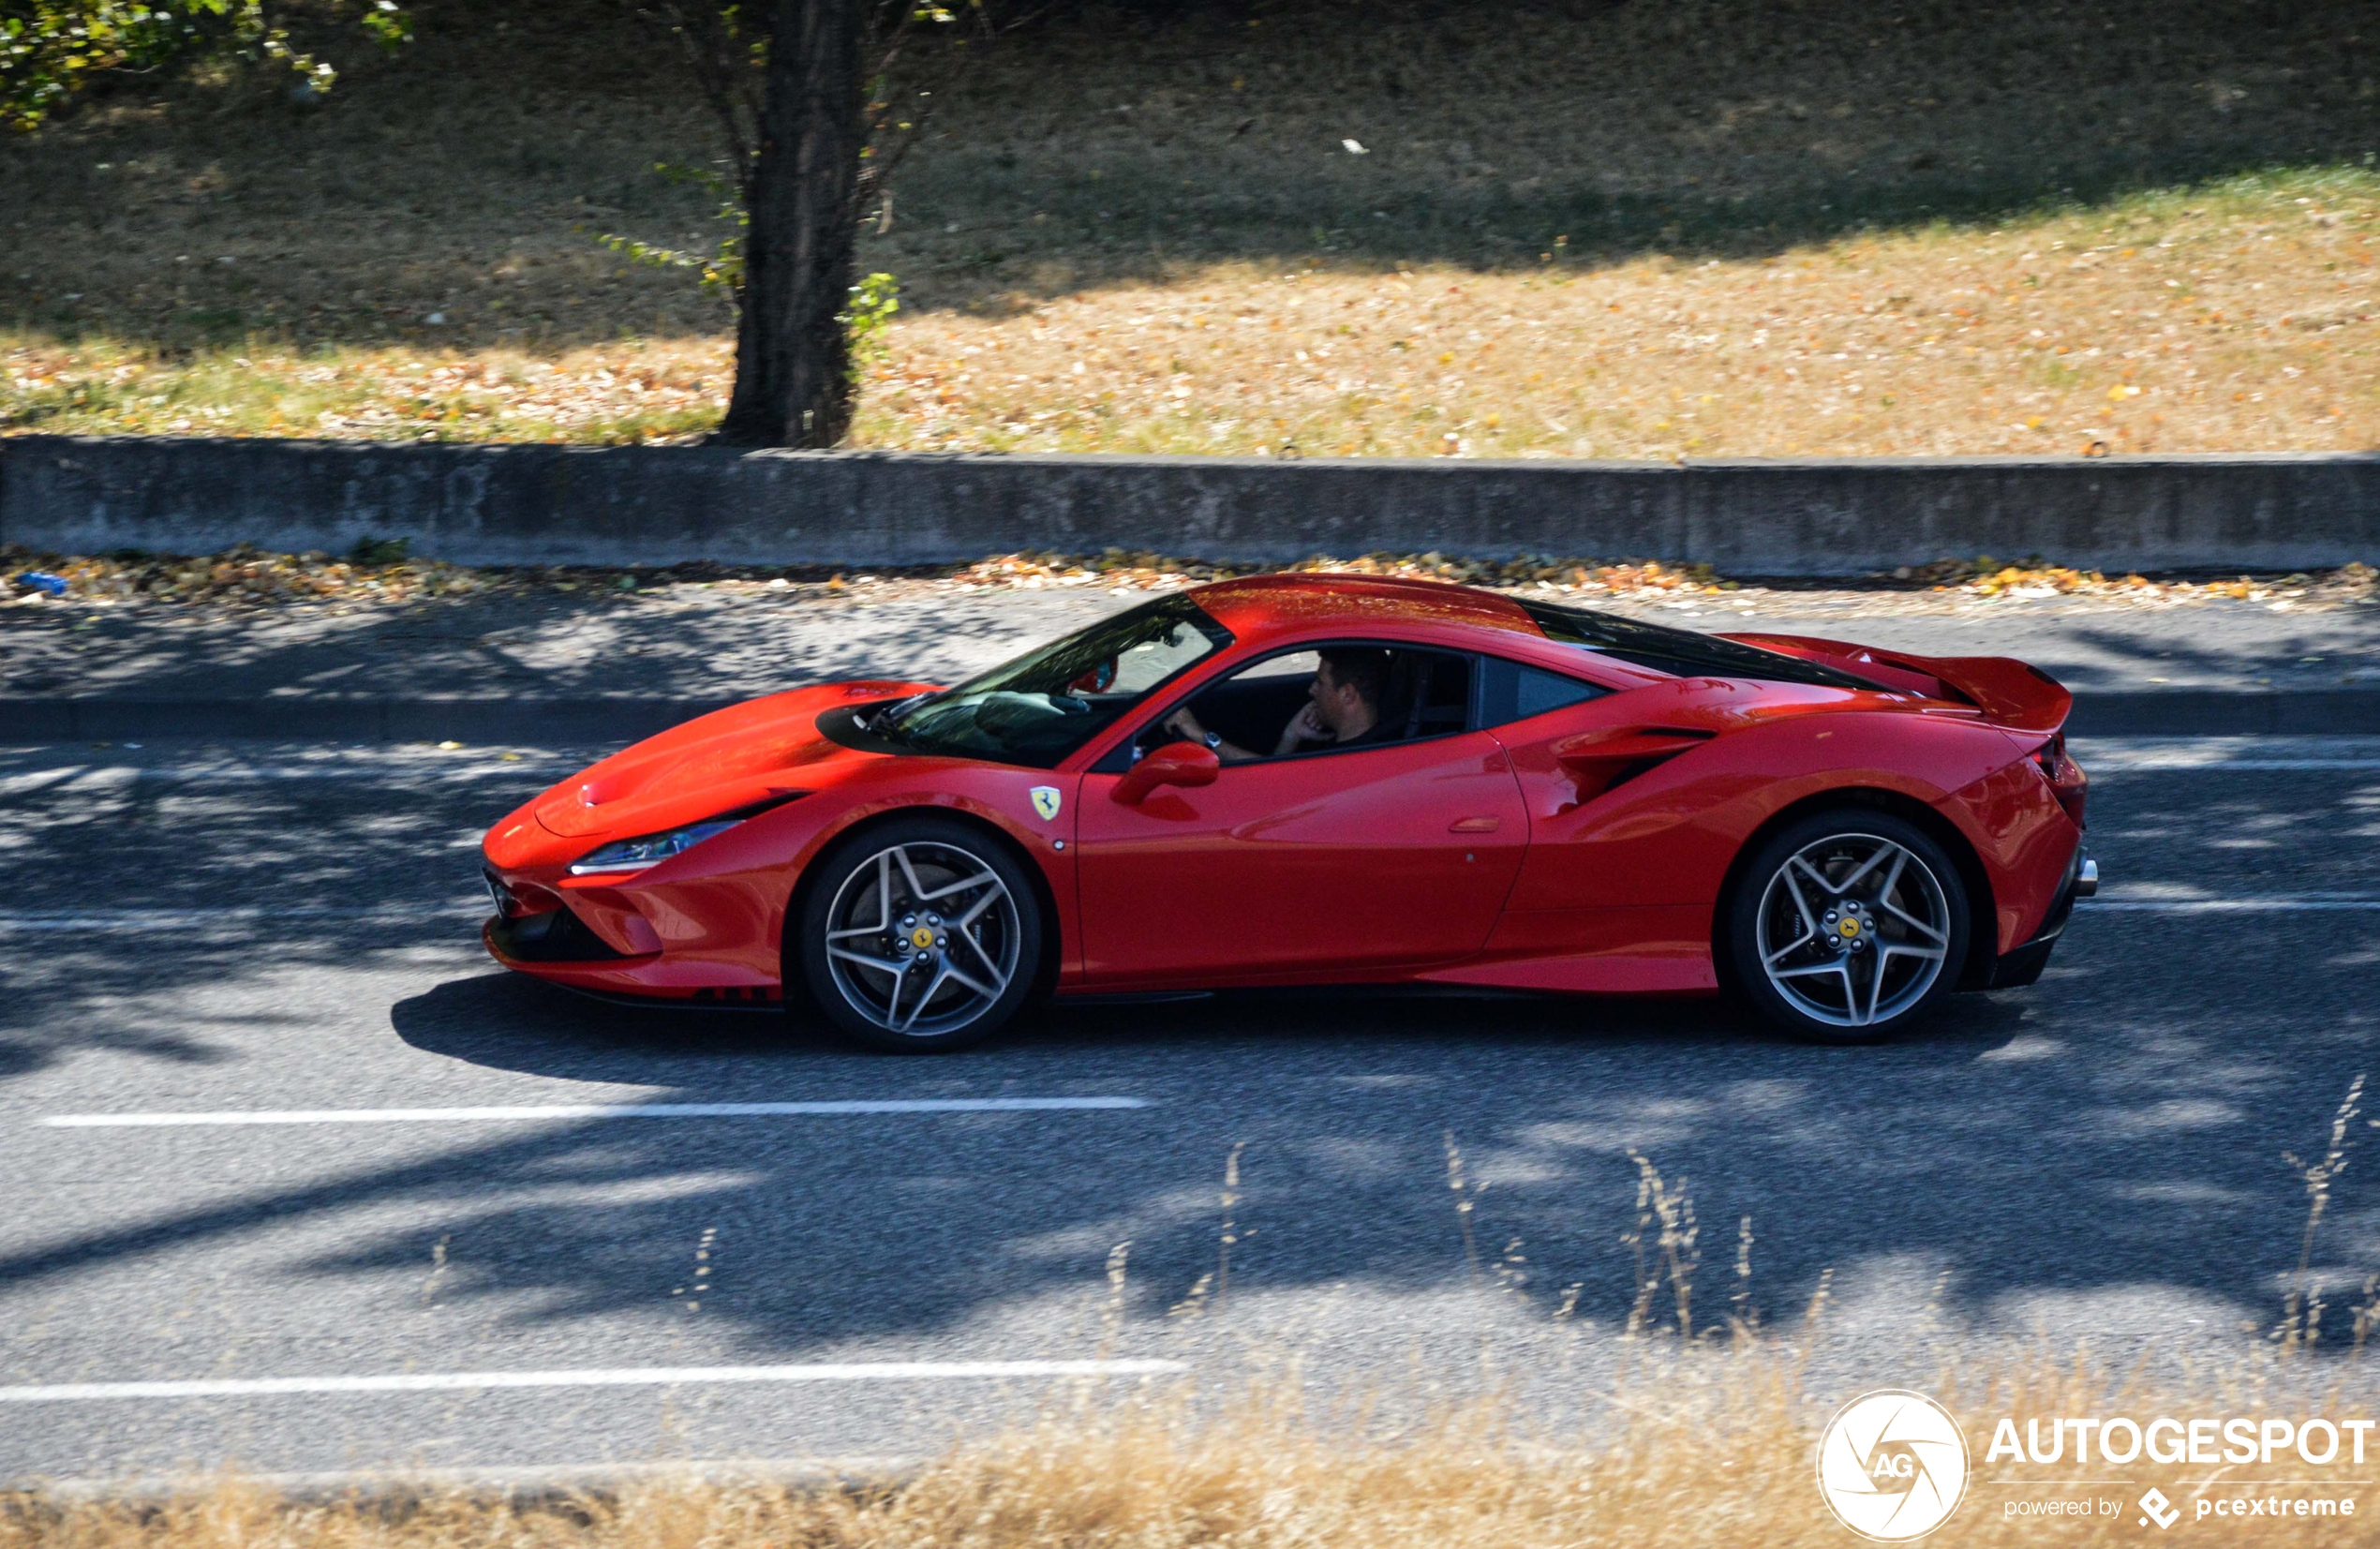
[
  {"x1": 43, "y1": 1097, "x2": 1152, "y2": 1127},
  {"x1": 0, "y1": 904, "x2": 475, "y2": 932},
  {"x1": 0, "y1": 1360, "x2": 1187, "y2": 1403},
  {"x1": 0, "y1": 762, "x2": 577, "y2": 796},
  {"x1": 2089, "y1": 898, "x2": 2380, "y2": 913},
  {"x1": 2090, "y1": 760, "x2": 2380, "y2": 772},
  {"x1": 2068, "y1": 739, "x2": 2380, "y2": 773}
]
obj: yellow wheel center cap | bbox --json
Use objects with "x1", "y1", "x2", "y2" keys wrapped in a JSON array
[
  {"x1": 910, "y1": 927, "x2": 937, "y2": 950},
  {"x1": 1837, "y1": 918, "x2": 1862, "y2": 938}
]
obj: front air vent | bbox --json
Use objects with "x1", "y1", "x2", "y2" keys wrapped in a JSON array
[{"x1": 488, "y1": 906, "x2": 630, "y2": 962}]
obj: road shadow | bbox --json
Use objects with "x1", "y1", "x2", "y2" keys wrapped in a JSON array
[
  {"x1": 4, "y1": 914, "x2": 2373, "y2": 1361},
  {"x1": 0, "y1": 589, "x2": 1123, "y2": 708},
  {"x1": 4, "y1": 739, "x2": 2377, "y2": 1373},
  {"x1": 395, "y1": 963, "x2": 2037, "y2": 1080}
]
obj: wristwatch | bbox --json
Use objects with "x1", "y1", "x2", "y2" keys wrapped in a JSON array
[{"x1": 1203, "y1": 731, "x2": 1223, "y2": 750}]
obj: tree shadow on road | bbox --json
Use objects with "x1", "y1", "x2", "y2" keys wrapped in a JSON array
[
  {"x1": 8, "y1": 929, "x2": 2355, "y2": 1366},
  {"x1": 0, "y1": 589, "x2": 1123, "y2": 710},
  {"x1": 3, "y1": 752, "x2": 2376, "y2": 1405}
]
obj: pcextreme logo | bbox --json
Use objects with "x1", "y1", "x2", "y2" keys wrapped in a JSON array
[{"x1": 1816, "y1": 1390, "x2": 1971, "y2": 1542}]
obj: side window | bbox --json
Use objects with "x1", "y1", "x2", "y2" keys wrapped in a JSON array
[
  {"x1": 1168, "y1": 650, "x2": 1319, "y2": 759},
  {"x1": 1390, "y1": 650, "x2": 1474, "y2": 741},
  {"x1": 1233, "y1": 649, "x2": 1325, "y2": 689},
  {"x1": 1122, "y1": 644, "x2": 1475, "y2": 767},
  {"x1": 1479, "y1": 655, "x2": 1608, "y2": 728}
]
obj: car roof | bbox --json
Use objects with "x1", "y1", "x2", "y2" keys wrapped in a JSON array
[{"x1": 1183, "y1": 573, "x2": 1545, "y2": 651}]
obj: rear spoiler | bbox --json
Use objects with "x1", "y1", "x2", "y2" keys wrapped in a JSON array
[{"x1": 1719, "y1": 633, "x2": 2073, "y2": 735}]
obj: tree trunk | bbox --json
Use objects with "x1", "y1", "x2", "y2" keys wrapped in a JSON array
[{"x1": 718, "y1": 0, "x2": 864, "y2": 447}]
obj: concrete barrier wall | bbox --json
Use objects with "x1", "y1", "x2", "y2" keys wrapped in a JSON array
[{"x1": 4, "y1": 434, "x2": 2376, "y2": 575}]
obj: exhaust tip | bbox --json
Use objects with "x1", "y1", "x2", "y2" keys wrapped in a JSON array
[{"x1": 2075, "y1": 856, "x2": 2099, "y2": 899}]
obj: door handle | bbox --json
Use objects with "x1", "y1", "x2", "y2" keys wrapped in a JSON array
[{"x1": 1448, "y1": 815, "x2": 1501, "y2": 833}]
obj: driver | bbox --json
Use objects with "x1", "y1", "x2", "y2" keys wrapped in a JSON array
[{"x1": 1162, "y1": 648, "x2": 1393, "y2": 764}]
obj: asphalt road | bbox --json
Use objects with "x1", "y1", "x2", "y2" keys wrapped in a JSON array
[
  {"x1": 3, "y1": 736, "x2": 2379, "y2": 1488},
  {"x1": 9, "y1": 583, "x2": 2378, "y2": 706}
]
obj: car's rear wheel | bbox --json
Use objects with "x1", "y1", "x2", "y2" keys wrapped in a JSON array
[
  {"x1": 1725, "y1": 810, "x2": 1970, "y2": 1044},
  {"x1": 796, "y1": 817, "x2": 1041, "y2": 1052}
]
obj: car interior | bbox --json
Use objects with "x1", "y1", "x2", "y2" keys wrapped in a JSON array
[{"x1": 1124, "y1": 645, "x2": 1476, "y2": 763}]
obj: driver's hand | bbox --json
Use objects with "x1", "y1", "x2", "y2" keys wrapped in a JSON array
[
  {"x1": 1164, "y1": 707, "x2": 1204, "y2": 743},
  {"x1": 1278, "y1": 702, "x2": 1326, "y2": 752}
]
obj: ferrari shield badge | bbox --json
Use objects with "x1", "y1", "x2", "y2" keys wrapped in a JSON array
[{"x1": 1029, "y1": 786, "x2": 1063, "y2": 821}]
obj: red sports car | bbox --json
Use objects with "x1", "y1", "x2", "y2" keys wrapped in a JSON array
[{"x1": 481, "y1": 574, "x2": 2094, "y2": 1050}]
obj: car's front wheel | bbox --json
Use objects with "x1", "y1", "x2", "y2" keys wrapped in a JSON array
[
  {"x1": 795, "y1": 817, "x2": 1042, "y2": 1052},
  {"x1": 1725, "y1": 810, "x2": 1971, "y2": 1044}
]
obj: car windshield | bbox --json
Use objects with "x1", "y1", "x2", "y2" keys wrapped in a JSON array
[
  {"x1": 875, "y1": 593, "x2": 1234, "y2": 767},
  {"x1": 1516, "y1": 597, "x2": 1891, "y2": 692}
]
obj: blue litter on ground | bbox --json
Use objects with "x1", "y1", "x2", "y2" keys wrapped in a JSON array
[{"x1": 15, "y1": 572, "x2": 68, "y2": 597}]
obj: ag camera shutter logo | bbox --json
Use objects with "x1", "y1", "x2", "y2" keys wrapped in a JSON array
[{"x1": 1815, "y1": 1390, "x2": 1971, "y2": 1542}]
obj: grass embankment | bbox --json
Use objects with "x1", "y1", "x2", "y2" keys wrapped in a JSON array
[
  {"x1": 0, "y1": 1370, "x2": 2360, "y2": 1549},
  {"x1": 3, "y1": 0, "x2": 2377, "y2": 456},
  {"x1": 4, "y1": 1361, "x2": 2376, "y2": 1547}
]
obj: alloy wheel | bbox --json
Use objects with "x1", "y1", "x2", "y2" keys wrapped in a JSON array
[
  {"x1": 1754, "y1": 831, "x2": 1954, "y2": 1029},
  {"x1": 822, "y1": 841, "x2": 1022, "y2": 1036}
]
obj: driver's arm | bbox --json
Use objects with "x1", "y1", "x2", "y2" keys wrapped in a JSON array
[
  {"x1": 1272, "y1": 701, "x2": 1327, "y2": 756},
  {"x1": 1162, "y1": 706, "x2": 1262, "y2": 764}
]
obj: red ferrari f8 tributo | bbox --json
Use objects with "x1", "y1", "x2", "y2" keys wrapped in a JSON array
[{"x1": 482, "y1": 574, "x2": 2094, "y2": 1049}]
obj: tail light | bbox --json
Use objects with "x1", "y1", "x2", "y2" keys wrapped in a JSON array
[{"x1": 2030, "y1": 734, "x2": 2088, "y2": 828}]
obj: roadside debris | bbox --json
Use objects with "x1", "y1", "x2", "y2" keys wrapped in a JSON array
[{"x1": 0, "y1": 543, "x2": 2370, "y2": 614}]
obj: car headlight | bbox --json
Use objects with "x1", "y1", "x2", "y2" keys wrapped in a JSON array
[{"x1": 566, "y1": 794, "x2": 807, "y2": 876}]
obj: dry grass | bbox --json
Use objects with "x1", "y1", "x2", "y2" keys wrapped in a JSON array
[
  {"x1": 0, "y1": 340, "x2": 726, "y2": 444},
  {"x1": 849, "y1": 175, "x2": 2380, "y2": 459},
  {"x1": 4, "y1": 1357, "x2": 2378, "y2": 1549},
  {"x1": 8, "y1": 171, "x2": 2380, "y2": 456},
  {"x1": 4, "y1": 0, "x2": 2378, "y2": 456}
]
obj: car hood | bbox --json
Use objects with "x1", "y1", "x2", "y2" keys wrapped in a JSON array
[{"x1": 529, "y1": 680, "x2": 931, "y2": 841}]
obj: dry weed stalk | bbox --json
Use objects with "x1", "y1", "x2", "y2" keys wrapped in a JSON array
[
  {"x1": 1168, "y1": 1142, "x2": 1245, "y2": 1322},
  {"x1": 1442, "y1": 1132, "x2": 1484, "y2": 1289},
  {"x1": 2280, "y1": 1075, "x2": 2368, "y2": 1353},
  {"x1": 1622, "y1": 1149, "x2": 1701, "y2": 1342}
]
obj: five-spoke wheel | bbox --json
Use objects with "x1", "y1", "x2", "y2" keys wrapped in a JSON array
[
  {"x1": 795, "y1": 817, "x2": 1042, "y2": 1051},
  {"x1": 1726, "y1": 811, "x2": 1971, "y2": 1043}
]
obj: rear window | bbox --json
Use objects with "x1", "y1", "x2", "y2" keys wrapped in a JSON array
[{"x1": 1515, "y1": 598, "x2": 1891, "y2": 693}]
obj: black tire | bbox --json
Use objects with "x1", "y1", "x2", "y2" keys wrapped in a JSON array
[
  {"x1": 792, "y1": 815, "x2": 1043, "y2": 1053},
  {"x1": 1724, "y1": 809, "x2": 1971, "y2": 1045}
]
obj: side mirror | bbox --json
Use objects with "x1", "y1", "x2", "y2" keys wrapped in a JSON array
[
  {"x1": 1065, "y1": 657, "x2": 1119, "y2": 696},
  {"x1": 1113, "y1": 740, "x2": 1221, "y2": 804}
]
